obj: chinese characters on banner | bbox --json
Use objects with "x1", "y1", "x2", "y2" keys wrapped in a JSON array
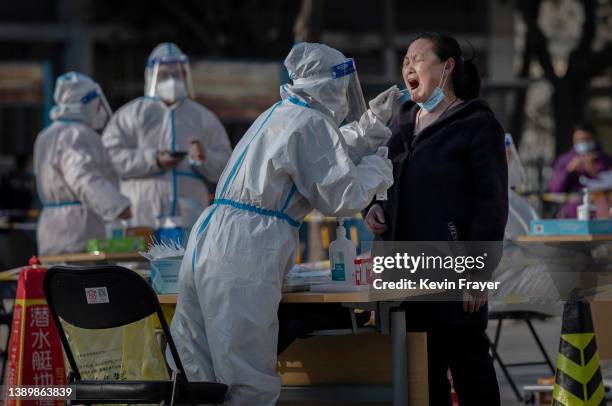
[{"x1": 3, "y1": 260, "x2": 66, "y2": 406}]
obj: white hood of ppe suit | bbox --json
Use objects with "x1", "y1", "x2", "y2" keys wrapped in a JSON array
[
  {"x1": 50, "y1": 72, "x2": 108, "y2": 129},
  {"x1": 283, "y1": 42, "x2": 350, "y2": 125}
]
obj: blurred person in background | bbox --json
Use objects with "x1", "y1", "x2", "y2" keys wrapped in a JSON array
[
  {"x1": 102, "y1": 42, "x2": 232, "y2": 229},
  {"x1": 504, "y1": 134, "x2": 538, "y2": 239},
  {"x1": 489, "y1": 134, "x2": 564, "y2": 318},
  {"x1": 549, "y1": 123, "x2": 612, "y2": 218},
  {"x1": 365, "y1": 32, "x2": 507, "y2": 405},
  {"x1": 34, "y1": 72, "x2": 131, "y2": 255}
]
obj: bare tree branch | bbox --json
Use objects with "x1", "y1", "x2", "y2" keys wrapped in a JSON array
[
  {"x1": 590, "y1": 42, "x2": 612, "y2": 76},
  {"x1": 574, "y1": 0, "x2": 596, "y2": 55},
  {"x1": 517, "y1": 0, "x2": 559, "y2": 82},
  {"x1": 161, "y1": 2, "x2": 218, "y2": 54},
  {"x1": 510, "y1": 16, "x2": 534, "y2": 145},
  {"x1": 293, "y1": 0, "x2": 323, "y2": 43},
  {"x1": 565, "y1": 0, "x2": 596, "y2": 82}
]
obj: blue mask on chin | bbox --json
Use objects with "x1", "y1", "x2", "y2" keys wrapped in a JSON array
[{"x1": 417, "y1": 61, "x2": 449, "y2": 112}]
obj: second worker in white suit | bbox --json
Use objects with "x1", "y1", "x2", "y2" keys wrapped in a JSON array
[
  {"x1": 169, "y1": 43, "x2": 400, "y2": 405},
  {"x1": 102, "y1": 42, "x2": 232, "y2": 228}
]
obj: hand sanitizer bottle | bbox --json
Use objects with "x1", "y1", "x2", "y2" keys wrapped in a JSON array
[
  {"x1": 329, "y1": 219, "x2": 357, "y2": 283},
  {"x1": 577, "y1": 188, "x2": 596, "y2": 220}
]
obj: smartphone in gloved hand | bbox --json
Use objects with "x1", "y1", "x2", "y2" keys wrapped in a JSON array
[
  {"x1": 169, "y1": 151, "x2": 188, "y2": 159},
  {"x1": 157, "y1": 150, "x2": 187, "y2": 170}
]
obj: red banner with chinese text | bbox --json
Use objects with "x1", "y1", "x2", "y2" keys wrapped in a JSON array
[{"x1": 2, "y1": 260, "x2": 66, "y2": 406}]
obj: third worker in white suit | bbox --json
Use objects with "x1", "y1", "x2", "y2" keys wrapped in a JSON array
[
  {"x1": 102, "y1": 42, "x2": 232, "y2": 228},
  {"x1": 169, "y1": 42, "x2": 400, "y2": 405},
  {"x1": 35, "y1": 72, "x2": 131, "y2": 255}
]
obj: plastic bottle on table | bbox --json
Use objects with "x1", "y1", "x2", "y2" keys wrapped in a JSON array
[
  {"x1": 329, "y1": 219, "x2": 357, "y2": 283},
  {"x1": 354, "y1": 258, "x2": 362, "y2": 285},
  {"x1": 577, "y1": 188, "x2": 596, "y2": 220}
]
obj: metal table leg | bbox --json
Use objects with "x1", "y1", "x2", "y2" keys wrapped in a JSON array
[{"x1": 391, "y1": 308, "x2": 407, "y2": 406}]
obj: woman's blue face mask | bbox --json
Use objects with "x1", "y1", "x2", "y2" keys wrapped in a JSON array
[{"x1": 416, "y1": 61, "x2": 449, "y2": 112}]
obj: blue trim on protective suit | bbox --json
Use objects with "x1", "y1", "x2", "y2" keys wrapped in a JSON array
[
  {"x1": 212, "y1": 198, "x2": 300, "y2": 228},
  {"x1": 280, "y1": 184, "x2": 297, "y2": 213},
  {"x1": 43, "y1": 201, "x2": 81, "y2": 208},
  {"x1": 170, "y1": 109, "x2": 178, "y2": 216},
  {"x1": 191, "y1": 205, "x2": 218, "y2": 273},
  {"x1": 54, "y1": 118, "x2": 80, "y2": 124},
  {"x1": 191, "y1": 197, "x2": 300, "y2": 273},
  {"x1": 218, "y1": 101, "x2": 282, "y2": 199},
  {"x1": 287, "y1": 96, "x2": 310, "y2": 108}
]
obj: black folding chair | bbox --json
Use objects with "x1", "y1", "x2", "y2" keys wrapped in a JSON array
[
  {"x1": 488, "y1": 310, "x2": 555, "y2": 403},
  {"x1": 43, "y1": 265, "x2": 227, "y2": 405},
  {"x1": 0, "y1": 279, "x2": 17, "y2": 382}
]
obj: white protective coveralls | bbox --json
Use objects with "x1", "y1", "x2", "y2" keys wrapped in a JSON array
[
  {"x1": 34, "y1": 72, "x2": 130, "y2": 255},
  {"x1": 168, "y1": 43, "x2": 396, "y2": 405},
  {"x1": 491, "y1": 134, "x2": 564, "y2": 316},
  {"x1": 102, "y1": 42, "x2": 232, "y2": 228}
]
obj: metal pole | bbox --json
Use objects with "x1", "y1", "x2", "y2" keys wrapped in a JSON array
[
  {"x1": 390, "y1": 308, "x2": 407, "y2": 406},
  {"x1": 59, "y1": 0, "x2": 94, "y2": 75},
  {"x1": 383, "y1": 0, "x2": 397, "y2": 82}
]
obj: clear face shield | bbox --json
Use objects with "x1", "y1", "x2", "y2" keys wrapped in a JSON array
[
  {"x1": 81, "y1": 86, "x2": 111, "y2": 117},
  {"x1": 80, "y1": 86, "x2": 112, "y2": 130},
  {"x1": 332, "y1": 58, "x2": 367, "y2": 124},
  {"x1": 145, "y1": 55, "x2": 194, "y2": 102}
]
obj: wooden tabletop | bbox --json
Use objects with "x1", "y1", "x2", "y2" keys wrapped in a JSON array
[
  {"x1": 39, "y1": 251, "x2": 145, "y2": 263},
  {"x1": 159, "y1": 287, "x2": 437, "y2": 305},
  {"x1": 517, "y1": 234, "x2": 612, "y2": 242}
]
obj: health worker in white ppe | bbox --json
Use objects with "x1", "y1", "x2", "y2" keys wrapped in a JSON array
[
  {"x1": 102, "y1": 42, "x2": 232, "y2": 228},
  {"x1": 504, "y1": 133, "x2": 538, "y2": 239},
  {"x1": 491, "y1": 134, "x2": 563, "y2": 317},
  {"x1": 34, "y1": 72, "x2": 131, "y2": 255},
  {"x1": 168, "y1": 42, "x2": 400, "y2": 405}
]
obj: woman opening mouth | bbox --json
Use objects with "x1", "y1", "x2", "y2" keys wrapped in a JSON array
[{"x1": 408, "y1": 78, "x2": 420, "y2": 91}]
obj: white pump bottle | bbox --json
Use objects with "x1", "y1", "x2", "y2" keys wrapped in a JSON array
[{"x1": 329, "y1": 219, "x2": 357, "y2": 283}]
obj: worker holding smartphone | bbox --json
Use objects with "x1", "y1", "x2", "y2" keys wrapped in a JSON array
[
  {"x1": 102, "y1": 43, "x2": 232, "y2": 228},
  {"x1": 157, "y1": 150, "x2": 191, "y2": 169}
]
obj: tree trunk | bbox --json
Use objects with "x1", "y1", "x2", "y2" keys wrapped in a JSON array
[
  {"x1": 552, "y1": 78, "x2": 575, "y2": 156},
  {"x1": 293, "y1": 0, "x2": 323, "y2": 43},
  {"x1": 510, "y1": 34, "x2": 532, "y2": 147}
]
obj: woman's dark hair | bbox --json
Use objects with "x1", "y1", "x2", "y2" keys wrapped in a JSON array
[
  {"x1": 409, "y1": 32, "x2": 481, "y2": 100},
  {"x1": 573, "y1": 122, "x2": 597, "y2": 137}
]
